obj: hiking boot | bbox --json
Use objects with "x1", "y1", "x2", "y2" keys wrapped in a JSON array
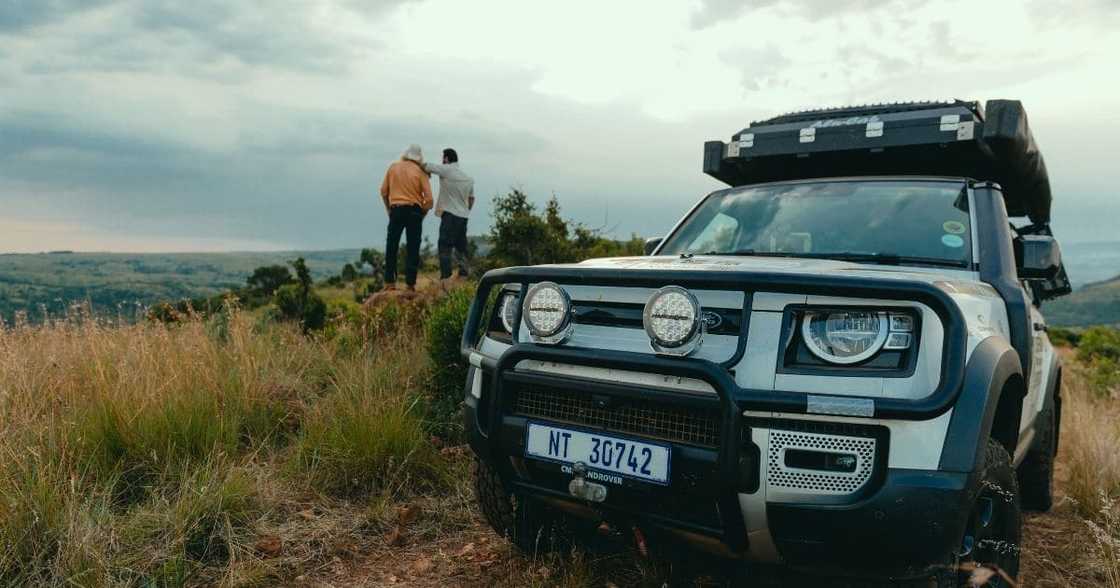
[{"x1": 383, "y1": 283, "x2": 397, "y2": 292}]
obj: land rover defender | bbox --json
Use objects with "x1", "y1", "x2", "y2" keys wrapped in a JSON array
[{"x1": 459, "y1": 100, "x2": 1071, "y2": 585}]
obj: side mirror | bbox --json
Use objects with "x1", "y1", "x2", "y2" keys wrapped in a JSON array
[
  {"x1": 1016, "y1": 235, "x2": 1062, "y2": 280},
  {"x1": 644, "y1": 237, "x2": 663, "y2": 256}
]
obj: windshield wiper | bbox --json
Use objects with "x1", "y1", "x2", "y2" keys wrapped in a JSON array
[
  {"x1": 703, "y1": 250, "x2": 968, "y2": 268},
  {"x1": 820, "y1": 252, "x2": 969, "y2": 268}
]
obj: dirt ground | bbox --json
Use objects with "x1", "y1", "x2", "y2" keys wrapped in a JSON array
[
  {"x1": 294, "y1": 354, "x2": 1101, "y2": 588},
  {"x1": 283, "y1": 448, "x2": 1097, "y2": 588}
]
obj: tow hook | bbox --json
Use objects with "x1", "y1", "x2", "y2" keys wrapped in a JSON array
[{"x1": 568, "y1": 462, "x2": 607, "y2": 503}]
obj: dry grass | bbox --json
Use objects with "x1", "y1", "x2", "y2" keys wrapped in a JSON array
[
  {"x1": 0, "y1": 305, "x2": 449, "y2": 586},
  {"x1": 1020, "y1": 348, "x2": 1120, "y2": 588},
  {"x1": 3, "y1": 305, "x2": 1119, "y2": 587}
]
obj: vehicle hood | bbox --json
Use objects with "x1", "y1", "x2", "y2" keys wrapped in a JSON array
[{"x1": 567, "y1": 255, "x2": 977, "y2": 285}]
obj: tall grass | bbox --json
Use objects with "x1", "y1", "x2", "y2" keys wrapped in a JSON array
[
  {"x1": 0, "y1": 305, "x2": 450, "y2": 585},
  {"x1": 290, "y1": 330, "x2": 448, "y2": 496},
  {"x1": 1037, "y1": 335, "x2": 1120, "y2": 587}
]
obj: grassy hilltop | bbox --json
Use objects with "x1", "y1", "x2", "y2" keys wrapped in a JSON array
[
  {"x1": 1, "y1": 289, "x2": 1119, "y2": 586},
  {"x1": 2, "y1": 193, "x2": 1118, "y2": 585},
  {"x1": 1046, "y1": 275, "x2": 1120, "y2": 327}
]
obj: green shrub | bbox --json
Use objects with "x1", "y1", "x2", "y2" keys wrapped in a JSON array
[
  {"x1": 292, "y1": 395, "x2": 443, "y2": 496},
  {"x1": 274, "y1": 284, "x2": 327, "y2": 333},
  {"x1": 1086, "y1": 357, "x2": 1120, "y2": 399},
  {"x1": 425, "y1": 286, "x2": 475, "y2": 440},
  {"x1": 117, "y1": 461, "x2": 260, "y2": 584},
  {"x1": 72, "y1": 388, "x2": 242, "y2": 504},
  {"x1": 1078, "y1": 326, "x2": 1120, "y2": 363},
  {"x1": 290, "y1": 346, "x2": 447, "y2": 496},
  {"x1": 1047, "y1": 326, "x2": 1081, "y2": 347}
]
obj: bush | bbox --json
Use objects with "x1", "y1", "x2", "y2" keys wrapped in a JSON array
[
  {"x1": 487, "y1": 189, "x2": 648, "y2": 268},
  {"x1": 246, "y1": 265, "x2": 293, "y2": 297},
  {"x1": 1078, "y1": 326, "x2": 1120, "y2": 363},
  {"x1": 290, "y1": 337, "x2": 447, "y2": 496},
  {"x1": 117, "y1": 461, "x2": 260, "y2": 584},
  {"x1": 274, "y1": 284, "x2": 327, "y2": 333},
  {"x1": 425, "y1": 286, "x2": 475, "y2": 440},
  {"x1": 1048, "y1": 326, "x2": 1081, "y2": 348}
]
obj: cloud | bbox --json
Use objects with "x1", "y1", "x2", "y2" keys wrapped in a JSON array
[
  {"x1": 690, "y1": 0, "x2": 753, "y2": 29},
  {"x1": 1, "y1": 0, "x2": 1118, "y2": 254},
  {"x1": 719, "y1": 45, "x2": 792, "y2": 92},
  {"x1": 5, "y1": 0, "x2": 415, "y2": 76},
  {"x1": 1028, "y1": 0, "x2": 1120, "y2": 27},
  {"x1": 132, "y1": 0, "x2": 354, "y2": 73},
  {"x1": 690, "y1": 0, "x2": 924, "y2": 28},
  {"x1": 0, "y1": 0, "x2": 112, "y2": 32},
  {"x1": 0, "y1": 93, "x2": 555, "y2": 250}
]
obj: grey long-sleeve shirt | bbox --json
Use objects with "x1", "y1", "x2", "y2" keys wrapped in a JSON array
[{"x1": 423, "y1": 161, "x2": 474, "y2": 219}]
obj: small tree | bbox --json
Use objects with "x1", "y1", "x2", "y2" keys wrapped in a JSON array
[
  {"x1": 488, "y1": 189, "x2": 574, "y2": 266},
  {"x1": 291, "y1": 257, "x2": 312, "y2": 296},
  {"x1": 340, "y1": 263, "x2": 358, "y2": 282},
  {"x1": 358, "y1": 248, "x2": 385, "y2": 275},
  {"x1": 246, "y1": 265, "x2": 293, "y2": 296},
  {"x1": 273, "y1": 257, "x2": 326, "y2": 332}
]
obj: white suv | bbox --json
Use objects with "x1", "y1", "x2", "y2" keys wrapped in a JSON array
[{"x1": 459, "y1": 101, "x2": 1069, "y2": 586}]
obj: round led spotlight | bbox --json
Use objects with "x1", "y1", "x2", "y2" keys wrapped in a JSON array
[
  {"x1": 522, "y1": 282, "x2": 572, "y2": 344},
  {"x1": 801, "y1": 311, "x2": 889, "y2": 365},
  {"x1": 643, "y1": 286, "x2": 703, "y2": 356}
]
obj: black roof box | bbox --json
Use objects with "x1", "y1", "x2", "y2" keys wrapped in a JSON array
[{"x1": 703, "y1": 100, "x2": 1052, "y2": 223}]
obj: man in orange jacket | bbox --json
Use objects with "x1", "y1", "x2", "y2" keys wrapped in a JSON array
[{"x1": 379, "y1": 144, "x2": 433, "y2": 291}]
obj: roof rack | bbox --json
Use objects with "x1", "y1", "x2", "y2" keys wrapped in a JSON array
[
  {"x1": 703, "y1": 99, "x2": 1051, "y2": 223},
  {"x1": 757, "y1": 99, "x2": 982, "y2": 125}
]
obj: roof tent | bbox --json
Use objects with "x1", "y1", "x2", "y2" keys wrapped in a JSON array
[{"x1": 703, "y1": 100, "x2": 1052, "y2": 223}]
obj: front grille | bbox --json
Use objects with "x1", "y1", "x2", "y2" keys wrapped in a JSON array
[{"x1": 514, "y1": 385, "x2": 721, "y2": 447}]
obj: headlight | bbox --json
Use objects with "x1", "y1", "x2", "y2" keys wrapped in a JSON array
[
  {"x1": 498, "y1": 292, "x2": 518, "y2": 333},
  {"x1": 522, "y1": 282, "x2": 572, "y2": 343},
  {"x1": 643, "y1": 286, "x2": 703, "y2": 356},
  {"x1": 801, "y1": 310, "x2": 913, "y2": 365}
]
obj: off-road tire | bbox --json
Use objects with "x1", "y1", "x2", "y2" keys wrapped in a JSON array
[
  {"x1": 473, "y1": 457, "x2": 570, "y2": 555},
  {"x1": 958, "y1": 439, "x2": 1021, "y2": 587},
  {"x1": 1017, "y1": 398, "x2": 1056, "y2": 512},
  {"x1": 822, "y1": 440, "x2": 1020, "y2": 588},
  {"x1": 474, "y1": 457, "x2": 516, "y2": 538}
]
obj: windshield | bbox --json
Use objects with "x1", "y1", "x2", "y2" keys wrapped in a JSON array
[{"x1": 659, "y1": 179, "x2": 973, "y2": 267}]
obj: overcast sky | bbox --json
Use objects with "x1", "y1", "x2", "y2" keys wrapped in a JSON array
[{"x1": 1, "y1": 0, "x2": 1118, "y2": 253}]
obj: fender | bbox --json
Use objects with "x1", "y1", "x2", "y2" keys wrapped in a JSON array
[{"x1": 938, "y1": 337, "x2": 1024, "y2": 472}]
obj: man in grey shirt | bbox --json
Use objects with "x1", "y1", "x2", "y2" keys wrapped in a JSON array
[{"x1": 424, "y1": 148, "x2": 475, "y2": 281}]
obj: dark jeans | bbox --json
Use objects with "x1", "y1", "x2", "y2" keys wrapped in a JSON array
[
  {"x1": 438, "y1": 212, "x2": 470, "y2": 279},
  {"x1": 385, "y1": 205, "x2": 423, "y2": 286}
]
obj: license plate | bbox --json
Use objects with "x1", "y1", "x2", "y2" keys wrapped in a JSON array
[{"x1": 524, "y1": 422, "x2": 671, "y2": 485}]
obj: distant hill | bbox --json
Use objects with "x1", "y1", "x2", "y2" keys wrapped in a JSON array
[
  {"x1": 1061, "y1": 241, "x2": 1120, "y2": 288},
  {"x1": 1046, "y1": 274, "x2": 1120, "y2": 327},
  {"x1": 0, "y1": 250, "x2": 361, "y2": 323}
]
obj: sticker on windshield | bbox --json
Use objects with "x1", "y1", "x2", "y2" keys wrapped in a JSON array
[
  {"x1": 941, "y1": 234, "x2": 965, "y2": 248},
  {"x1": 942, "y1": 220, "x2": 966, "y2": 235}
]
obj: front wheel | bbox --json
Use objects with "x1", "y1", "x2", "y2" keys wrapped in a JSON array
[
  {"x1": 1017, "y1": 398, "x2": 1056, "y2": 512},
  {"x1": 955, "y1": 439, "x2": 1021, "y2": 586},
  {"x1": 473, "y1": 457, "x2": 571, "y2": 555}
]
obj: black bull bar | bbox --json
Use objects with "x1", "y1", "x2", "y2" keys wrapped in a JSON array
[{"x1": 459, "y1": 265, "x2": 968, "y2": 549}]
